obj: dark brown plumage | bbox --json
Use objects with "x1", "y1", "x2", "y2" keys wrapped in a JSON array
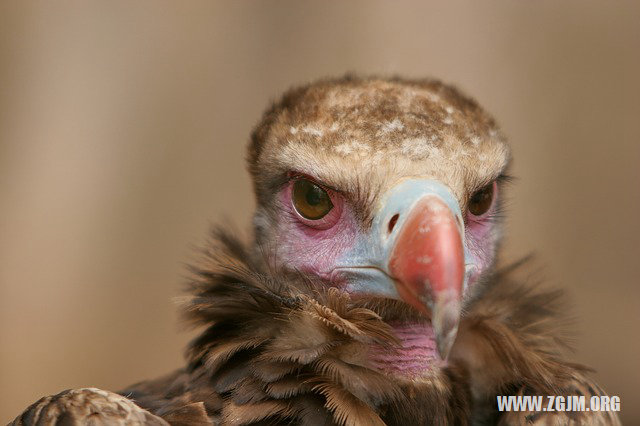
[
  {"x1": 111, "y1": 230, "x2": 614, "y2": 425},
  {"x1": 11, "y1": 76, "x2": 620, "y2": 425}
]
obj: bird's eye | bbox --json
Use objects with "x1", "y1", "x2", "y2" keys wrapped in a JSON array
[
  {"x1": 292, "y1": 178, "x2": 333, "y2": 220},
  {"x1": 468, "y1": 182, "x2": 495, "y2": 216}
]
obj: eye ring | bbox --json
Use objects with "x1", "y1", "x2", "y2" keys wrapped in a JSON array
[
  {"x1": 468, "y1": 181, "x2": 496, "y2": 217},
  {"x1": 292, "y1": 178, "x2": 334, "y2": 220}
]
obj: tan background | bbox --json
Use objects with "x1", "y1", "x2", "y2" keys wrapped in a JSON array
[{"x1": 1, "y1": 1, "x2": 638, "y2": 423}]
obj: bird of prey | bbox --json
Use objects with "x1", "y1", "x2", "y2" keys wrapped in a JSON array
[{"x1": 12, "y1": 76, "x2": 620, "y2": 425}]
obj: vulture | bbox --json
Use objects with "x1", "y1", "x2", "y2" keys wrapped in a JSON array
[{"x1": 12, "y1": 76, "x2": 620, "y2": 425}]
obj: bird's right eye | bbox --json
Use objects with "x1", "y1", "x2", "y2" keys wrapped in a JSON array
[{"x1": 292, "y1": 178, "x2": 333, "y2": 220}]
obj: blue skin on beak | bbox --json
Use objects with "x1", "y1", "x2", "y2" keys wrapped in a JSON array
[{"x1": 331, "y1": 178, "x2": 475, "y2": 304}]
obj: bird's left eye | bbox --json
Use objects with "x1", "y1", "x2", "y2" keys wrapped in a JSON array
[
  {"x1": 468, "y1": 181, "x2": 496, "y2": 217},
  {"x1": 292, "y1": 178, "x2": 333, "y2": 220}
]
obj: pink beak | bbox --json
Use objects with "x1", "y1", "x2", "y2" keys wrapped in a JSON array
[{"x1": 388, "y1": 196, "x2": 464, "y2": 359}]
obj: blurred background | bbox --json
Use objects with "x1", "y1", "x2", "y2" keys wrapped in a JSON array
[{"x1": 1, "y1": 1, "x2": 638, "y2": 423}]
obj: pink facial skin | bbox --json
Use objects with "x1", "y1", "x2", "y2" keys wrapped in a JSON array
[
  {"x1": 465, "y1": 181, "x2": 500, "y2": 287},
  {"x1": 277, "y1": 177, "x2": 500, "y2": 289},
  {"x1": 274, "y1": 175, "x2": 500, "y2": 375},
  {"x1": 368, "y1": 322, "x2": 445, "y2": 377},
  {"x1": 276, "y1": 176, "x2": 358, "y2": 280}
]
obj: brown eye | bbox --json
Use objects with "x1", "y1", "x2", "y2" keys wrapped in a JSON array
[
  {"x1": 292, "y1": 178, "x2": 333, "y2": 220},
  {"x1": 468, "y1": 182, "x2": 495, "y2": 216}
]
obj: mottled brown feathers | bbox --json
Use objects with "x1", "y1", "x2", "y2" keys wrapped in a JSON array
[
  {"x1": 10, "y1": 388, "x2": 169, "y2": 426},
  {"x1": 247, "y1": 76, "x2": 511, "y2": 233},
  {"x1": 247, "y1": 75, "x2": 503, "y2": 175}
]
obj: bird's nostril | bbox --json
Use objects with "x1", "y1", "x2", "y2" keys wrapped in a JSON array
[{"x1": 388, "y1": 214, "x2": 400, "y2": 233}]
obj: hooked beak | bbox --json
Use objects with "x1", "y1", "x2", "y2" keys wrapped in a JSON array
[
  {"x1": 336, "y1": 179, "x2": 469, "y2": 360},
  {"x1": 387, "y1": 195, "x2": 464, "y2": 360}
]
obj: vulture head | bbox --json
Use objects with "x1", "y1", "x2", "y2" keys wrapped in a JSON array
[
  {"x1": 12, "y1": 76, "x2": 619, "y2": 426},
  {"x1": 247, "y1": 77, "x2": 510, "y2": 375}
]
